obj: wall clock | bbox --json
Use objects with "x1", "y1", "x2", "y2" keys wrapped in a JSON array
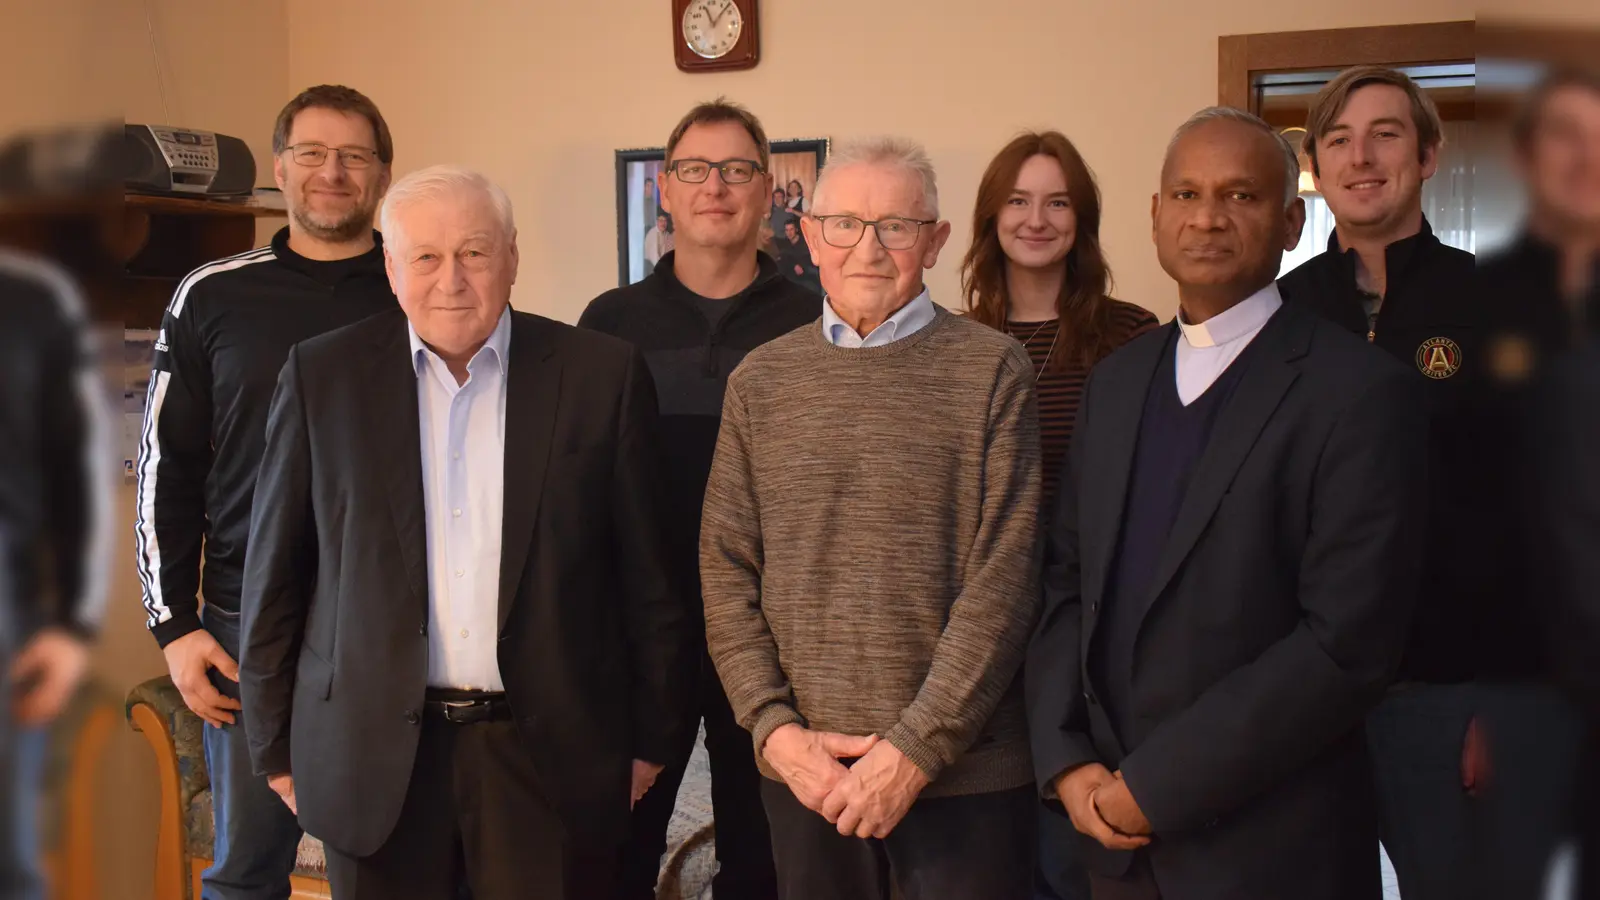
[{"x1": 673, "y1": 0, "x2": 759, "y2": 73}]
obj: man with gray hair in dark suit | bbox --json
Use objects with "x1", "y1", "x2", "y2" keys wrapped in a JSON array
[{"x1": 1028, "y1": 107, "x2": 1427, "y2": 900}]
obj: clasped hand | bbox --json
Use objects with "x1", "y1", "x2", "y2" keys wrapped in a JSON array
[
  {"x1": 1056, "y1": 763, "x2": 1152, "y2": 851},
  {"x1": 762, "y1": 723, "x2": 929, "y2": 839}
]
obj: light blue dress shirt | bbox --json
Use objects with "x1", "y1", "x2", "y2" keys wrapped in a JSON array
[
  {"x1": 821, "y1": 288, "x2": 937, "y2": 348},
  {"x1": 409, "y1": 305, "x2": 511, "y2": 691}
]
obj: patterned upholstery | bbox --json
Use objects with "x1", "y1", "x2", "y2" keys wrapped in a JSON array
[{"x1": 124, "y1": 677, "x2": 329, "y2": 878}]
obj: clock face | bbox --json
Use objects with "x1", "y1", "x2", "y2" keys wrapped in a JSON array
[{"x1": 682, "y1": 0, "x2": 743, "y2": 60}]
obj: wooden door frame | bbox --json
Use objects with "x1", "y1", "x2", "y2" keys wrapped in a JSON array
[{"x1": 1218, "y1": 21, "x2": 1475, "y2": 113}]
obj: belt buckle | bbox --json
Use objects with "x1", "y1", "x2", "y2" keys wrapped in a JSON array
[{"x1": 440, "y1": 699, "x2": 479, "y2": 724}]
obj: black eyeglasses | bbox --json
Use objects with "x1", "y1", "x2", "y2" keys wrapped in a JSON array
[
  {"x1": 667, "y1": 158, "x2": 765, "y2": 184},
  {"x1": 812, "y1": 215, "x2": 937, "y2": 251},
  {"x1": 284, "y1": 142, "x2": 380, "y2": 169}
]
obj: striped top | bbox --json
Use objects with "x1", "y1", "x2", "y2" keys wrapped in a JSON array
[{"x1": 1004, "y1": 299, "x2": 1160, "y2": 508}]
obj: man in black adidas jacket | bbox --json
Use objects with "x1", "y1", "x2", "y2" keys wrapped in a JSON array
[
  {"x1": 1278, "y1": 67, "x2": 1484, "y2": 900},
  {"x1": 579, "y1": 99, "x2": 818, "y2": 900},
  {"x1": 134, "y1": 85, "x2": 397, "y2": 900}
]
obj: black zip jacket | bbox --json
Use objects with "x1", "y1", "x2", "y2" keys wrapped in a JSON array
[
  {"x1": 578, "y1": 251, "x2": 819, "y2": 605},
  {"x1": 0, "y1": 250, "x2": 114, "y2": 640},
  {"x1": 135, "y1": 228, "x2": 395, "y2": 648},
  {"x1": 1279, "y1": 219, "x2": 1487, "y2": 683},
  {"x1": 1476, "y1": 233, "x2": 1600, "y2": 682}
]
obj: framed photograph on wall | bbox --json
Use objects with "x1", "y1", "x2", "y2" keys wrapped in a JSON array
[{"x1": 615, "y1": 137, "x2": 830, "y2": 287}]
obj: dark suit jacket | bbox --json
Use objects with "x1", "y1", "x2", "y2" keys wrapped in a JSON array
[
  {"x1": 1026, "y1": 298, "x2": 1427, "y2": 900},
  {"x1": 239, "y1": 308, "x2": 696, "y2": 858}
]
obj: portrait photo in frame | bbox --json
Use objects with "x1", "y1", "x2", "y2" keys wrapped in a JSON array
[{"x1": 614, "y1": 137, "x2": 830, "y2": 288}]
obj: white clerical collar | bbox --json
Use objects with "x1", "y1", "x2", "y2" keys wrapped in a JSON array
[{"x1": 1176, "y1": 282, "x2": 1282, "y2": 349}]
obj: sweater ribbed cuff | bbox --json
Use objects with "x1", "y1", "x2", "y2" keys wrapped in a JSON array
[
  {"x1": 883, "y1": 722, "x2": 948, "y2": 783},
  {"x1": 749, "y1": 703, "x2": 806, "y2": 760}
]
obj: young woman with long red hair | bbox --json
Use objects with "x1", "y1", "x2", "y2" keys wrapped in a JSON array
[
  {"x1": 961, "y1": 131, "x2": 1157, "y2": 900},
  {"x1": 962, "y1": 131, "x2": 1158, "y2": 511}
]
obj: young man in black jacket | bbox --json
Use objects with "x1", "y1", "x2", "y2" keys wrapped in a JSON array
[
  {"x1": 580, "y1": 99, "x2": 818, "y2": 900},
  {"x1": 1278, "y1": 67, "x2": 1482, "y2": 900},
  {"x1": 134, "y1": 85, "x2": 398, "y2": 900}
]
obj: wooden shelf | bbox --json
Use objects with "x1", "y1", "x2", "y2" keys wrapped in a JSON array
[{"x1": 126, "y1": 193, "x2": 286, "y2": 218}]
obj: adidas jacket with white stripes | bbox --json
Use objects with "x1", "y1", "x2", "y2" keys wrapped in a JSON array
[
  {"x1": 0, "y1": 250, "x2": 115, "y2": 641},
  {"x1": 135, "y1": 227, "x2": 394, "y2": 648}
]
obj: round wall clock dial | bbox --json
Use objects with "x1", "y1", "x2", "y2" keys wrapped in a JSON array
[
  {"x1": 672, "y1": 0, "x2": 759, "y2": 73},
  {"x1": 682, "y1": 0, "x2": 743, "y2": 59}
]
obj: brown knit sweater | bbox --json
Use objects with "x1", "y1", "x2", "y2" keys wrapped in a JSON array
[{"x1": 700, "y1": 306, "x2": 1042, "y2": 797}]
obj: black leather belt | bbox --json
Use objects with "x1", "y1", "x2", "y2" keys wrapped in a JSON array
[{"x1": 422, "y1": 689, "x2": 511, "y2": 724}]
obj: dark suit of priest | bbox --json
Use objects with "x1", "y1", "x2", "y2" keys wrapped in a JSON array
[{"x1": 1027, "y1": 299, "x2": 1427, "y2": 900}]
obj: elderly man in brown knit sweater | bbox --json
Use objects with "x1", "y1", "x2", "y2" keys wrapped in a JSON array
[{"x1": 700, "y1": 137, "x2": 1043, "y2": 900}]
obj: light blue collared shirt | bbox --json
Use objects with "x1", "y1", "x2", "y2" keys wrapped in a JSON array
[
  {"x1": 409, "y1": 305, "x2": 512, "y2": 691},
  {"x1": 821, "y1": 288, "x2": 937, "y2": 348}
]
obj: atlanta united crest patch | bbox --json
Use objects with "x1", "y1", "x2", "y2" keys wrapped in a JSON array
[{"x1": 1416, "y1": 337, "x2": 1462, "y2": 380}]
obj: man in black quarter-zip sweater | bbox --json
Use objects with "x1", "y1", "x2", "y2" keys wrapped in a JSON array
[
  {"x1": 1278, "y1": 67, "x2": 1483, "y2": 900},
  {"x1": 579, "y1": 98, "x2": 817, "y2": 900}
]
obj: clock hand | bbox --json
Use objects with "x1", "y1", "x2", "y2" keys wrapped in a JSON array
[{"x1": 706, "y1": 2, "x2": 723, "y2": 26}]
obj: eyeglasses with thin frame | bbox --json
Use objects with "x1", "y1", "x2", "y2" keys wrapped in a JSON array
[
  {"x1": 666, "y1": 158, "x2": 765, "y2": 185},
  {"x1": 811, "y1": 215, "x2": 938, "y2": 251},
  {"x1": 284, "y1": 142, "x2": 380, "y2": 169}
]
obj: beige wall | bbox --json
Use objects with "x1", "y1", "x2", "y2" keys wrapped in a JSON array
[{"x1": 287, "y1": 0, "x2": 1473, "y2": 324}]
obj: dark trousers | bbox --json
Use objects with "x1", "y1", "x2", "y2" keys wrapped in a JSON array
[
  {"x1": 202, "y1": 606, "x2": 303, "y2": 900},
  {"x1": 760, "y1": 776, "x2": 1035, "y2": 900},
  {"x1": 324, "y1": 715, "x2": 617, "y2": 900},
  {"x1": 1474, "y1": 681, "x2": 1584, "y2": 900},
  {"x1": 1365, "y1": 682, "x2": 1478, "y2": 900},
  {"x1": 1086, "y1": 853, "x2": 1161, "y2": 900},
  {"x1": 1035, "y1": 806, "x2": 1091, "y2": 900},
  {"x1": 617, "y1": 648, "x2": 776, "y2": 900}
]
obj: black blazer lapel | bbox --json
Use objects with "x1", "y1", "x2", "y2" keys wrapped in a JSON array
[
  {"x1": 1133, "y1": 302, "x2": 1313, "y2": 631},
  {"x1": 1082, "y1": 326, "x2": 1170, "y2": 654},
  {"x1": 369, "y1": 317, "x2": 429, "y2": 615},
  {"x1": 497, "y1": 312, "x2": 561, "y2": 635}
]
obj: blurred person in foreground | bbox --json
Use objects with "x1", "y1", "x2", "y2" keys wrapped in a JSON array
[
  {"x1": 1476, "y1": 65, "x2": 1600, "y2": 900},
  {"x1": 0, "y1": 247, "x2": 113, "y2": 900}
]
